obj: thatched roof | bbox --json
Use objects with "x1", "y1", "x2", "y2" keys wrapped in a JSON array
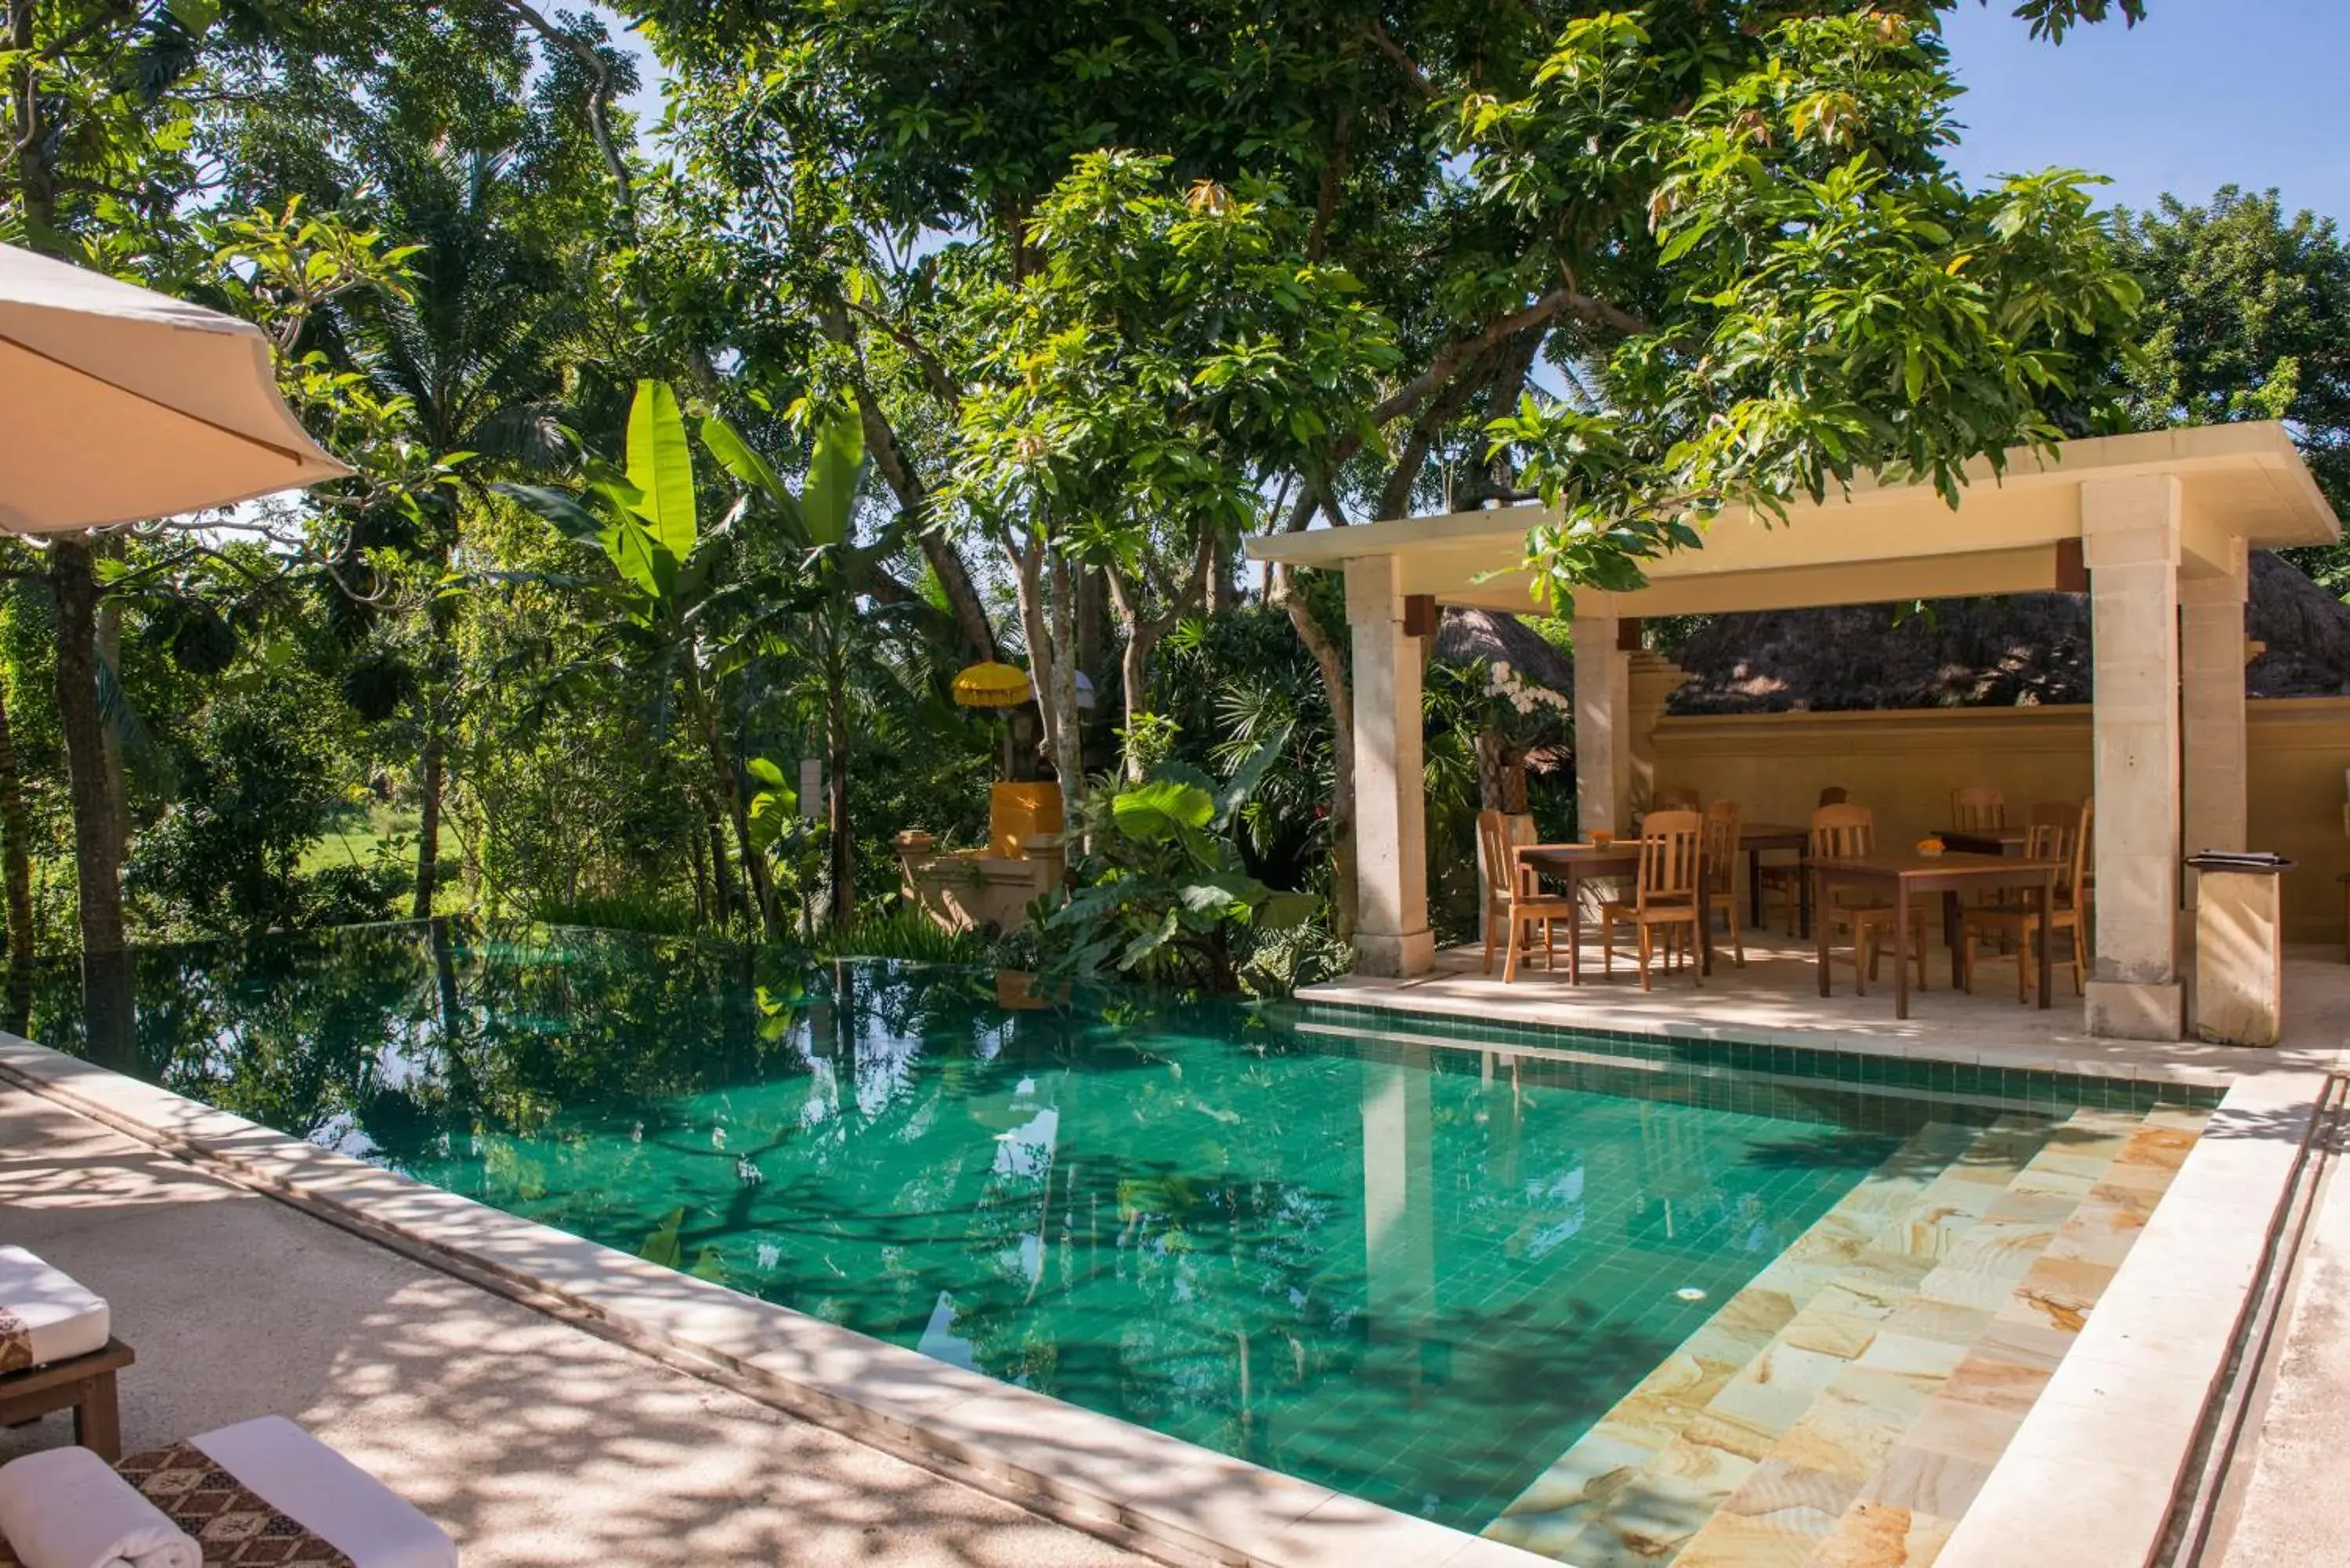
[
  {"x1": 1434, "y1": 607, "x2": 1574, "y2": 690},
  {"x1": 1666, "y1": 551, "x2": 2350, "y2": 714}
]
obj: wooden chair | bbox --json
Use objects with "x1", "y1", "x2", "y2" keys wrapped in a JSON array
[
  {"x1": 1812, "y1": 804, "x2": 1929, "y2": 995},
  {"x1": 1480, "y1": 807, "x2": 1575, "y2": 981},
  {"x1": 1951, "y1": 786, "x2": 2007, "y2": 833},
  {"x1": 1702, "y1": 799, "x2": 1747, "y2": 967},
  {"x1": 1760, "y1": 786, "x2": 1850, "y2": 933},
  {"x1": 1602, "y1": 811, "x2": 1705, "y2": 992},
  {"x1": 1961, "y1": 800, "x2": 2093, "y2": 999}
]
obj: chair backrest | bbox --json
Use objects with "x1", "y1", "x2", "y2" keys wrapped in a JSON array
[
  {"x1": 2023, "y1": 821, "x2": 2070, "y2": 865},
  {"x1": 1636, "y1": 811, "x2": 1703, "y2": 908},
  {"x1": 1653, "y1": 786, "x2": 1702, "y2": 811},
  {"x1": 1817, "y1": 785, "x2": 1849, "y2": 807},
  {"x1": 1810, "y1": 802, "x2": 1875, "y2": 860},
  {"x1": 2067, "y1": 797, "x2": 2095, "y2": 906},
  {"x1": 1477, "y1": 808, "x2": 1539, "y2": 902},
  {"x1": 1702, "y1": 799, "x2": 1744, "y2": 886},
  {"x1": 1951, "y1": 786, "x2": 2007, "y2": 831},
  {"x1": 1477, "y1": 808, "x2": 1515, "y2": 901}
]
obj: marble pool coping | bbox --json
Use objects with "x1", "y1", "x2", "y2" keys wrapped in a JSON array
[
  {"x1": 1292, "y1": 983, "x2": 2344, "y2": 1568},
  {"x1": 0, "y1": 1034, "x2": 1545, "y2": 1568}
]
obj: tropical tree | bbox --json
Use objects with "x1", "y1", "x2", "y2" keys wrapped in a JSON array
[
  {"x1": 697, "y1": 401, "x2": 877, "y2": 926},
  {"x1": 952, "y1": 152, "x2": 1397, "y2": 791},
  {"x1": 638, "y1": 0, "x2": 2148, "y2": 938},
  {"x1": 2109, "y1": 186, "x2": 2350, "y2": 587},
  {"x1": 502, "y1": 381, "x2": 792, "y2": 932}
]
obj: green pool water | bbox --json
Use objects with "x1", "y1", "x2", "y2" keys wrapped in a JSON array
[{"x1": 27, "y1": 923, "x2": 2177, "y2": 1534}]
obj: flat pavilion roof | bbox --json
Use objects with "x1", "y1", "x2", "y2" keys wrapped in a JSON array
[{"x1": 1245, "y1": 422, "x2": 2341, "y2": 617}]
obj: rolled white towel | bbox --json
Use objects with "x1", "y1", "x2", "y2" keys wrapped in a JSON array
[{"x1": 0, "y1": 1446, "x2": 198, "y2": 1568}]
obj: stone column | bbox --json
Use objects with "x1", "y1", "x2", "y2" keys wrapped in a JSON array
[
  {"x1": 2180, "y1": 538, "x2": 2251, "y2": 887},
  {"x1": 1361, "y1": 1042, "x2": 1435, "y2": 1378},
  {"x1": 1627, "y1": 651, "x2": 1690, "y2": 813},
  {"x1": 1571, "y1": 612, "x2": 1632, "y2": 837},
  {"x1": 2082, "y1": 475, "x2": 2185, "y2": 1041},
  {"x1": 1347, "y1": 556, "x2": 1434, "y2": 977}
]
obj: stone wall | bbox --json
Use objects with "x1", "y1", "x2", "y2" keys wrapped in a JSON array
[{"x1": 1641, "y1": 694, "x2": 2350, "y2": 944}]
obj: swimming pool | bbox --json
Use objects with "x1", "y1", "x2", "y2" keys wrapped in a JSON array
[{"x1": 27, "y1": 923, "x2": 2214, "y2": 1551}]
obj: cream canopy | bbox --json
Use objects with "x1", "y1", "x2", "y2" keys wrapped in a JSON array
[{"x1": 0, "y1": 244, "x2": 350, "y2": 533}]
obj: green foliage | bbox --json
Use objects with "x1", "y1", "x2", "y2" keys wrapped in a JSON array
[
  {"x1": 812, "y1": 909, "x2": 994, "y2": 966},
  {"x1": 1036, "y1": 761, "x2": 1317, "y2": 993},
  {"x1": 127, "y1": 675, "x2": 407, "y2": 937},
  {"x1": 2109, "y1": 187, "x2": 2350, "y2": 588},
  {"x1": 1465, "y1": 9, "x2": 2144, "y2": 602}
]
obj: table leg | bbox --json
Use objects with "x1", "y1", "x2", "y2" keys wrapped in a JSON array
[
  {"x1": 74, "y1": 1371, "x2": 120, "y2": 1461},
  {"x1": 1748, "y1": 847, "x2": 1764, "y2": 927},
  {"x1": 1567, "y1": 869, "x2": 1582, "y2": 986},
  {"x1": 1815, "y1": 871, "x2": 1833, "y2": 997},
  {"x1": 1799, "y1": 860, "x2": 1813, "y2": 941},
  {"x1": 1699, "y1": 862, "x2": 1714, "y2": 977},
  {"x1": 2037, "y1": 871, "x2": 2055, "y2": 1009},
  {"x1": 1893, "y1": 887, "x2": 1912, "y2": 1021},
  {"x1": 1943, "y1": 890, "x2": 1962, "y2": 982}
]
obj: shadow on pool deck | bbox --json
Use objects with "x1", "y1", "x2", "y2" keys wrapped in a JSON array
[{"x1": 0, "y1": 1086, "x2": 1162, "y2": 1568}]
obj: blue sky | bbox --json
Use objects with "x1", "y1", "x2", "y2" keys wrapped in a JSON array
[
  {"x1": 609, "y1": 2, "x2": 2349, "y2": 226},
  {"x1": 1941, "y1": 0, "x2": 2350, "y2": 222}
]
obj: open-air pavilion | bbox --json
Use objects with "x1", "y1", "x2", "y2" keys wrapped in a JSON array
[{"x1": 1246, "y1": 422, "x2": 2343, "y2": 1042}]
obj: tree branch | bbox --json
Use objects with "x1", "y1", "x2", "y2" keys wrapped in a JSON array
[
  {"x1": 494, "y1": 0, "x2": 636, "y2": 235},
  {"x1": 1365, "y1": 21, "x2": 1437, "y2": 103}
]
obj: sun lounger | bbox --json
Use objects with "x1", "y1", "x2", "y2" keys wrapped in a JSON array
[
  {"x1": 0, "y1": 1415, "x2": 457, "y2": 1568},
  {"x1": 0, "y1": 1246, "x2": 130, "y2": 1460}
]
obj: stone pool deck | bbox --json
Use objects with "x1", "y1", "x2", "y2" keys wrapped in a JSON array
[
  {"x1": 0, "y1": 1085, "x2": 1159, "y2": 1568},
  {"x1": 1303, "y1": 938, "x2": 2350, "y2": 1568}
]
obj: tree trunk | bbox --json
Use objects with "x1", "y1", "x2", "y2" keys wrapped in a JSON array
[
  {"x1": 826, "y1": 652, "x2": 852, "y2": 927},
  {"x1": 0, "y1": 678, "x2": 35, "y2": 974},
  {"x1": 94, "y1": 579, "x2": 128, "y2": 848},
  {"x1": 51, "y1": 536, "x2": 125, "y2": 956},
  {"x1": 1044, "y1": 551, "x2": 1086, "y2": 816},
  {"x1": 1273, "y1": 562, "x2": 1357, "y2": 941},
  {"x1": 410, "y1": 605, "x2": 457, "y2": 919},
  {"x1": 1007, "y1": 531, "x2": 1065, "y2": 777},
  {"x1": 704, "y1": 805, "x2": 740, "y2": 923},
  {"x1": 689, "y1": 800, "x2": 710, "y2": 925},
  {"x1": 684, "y1": 667, "x2": 776, "y2": 937},
  {"x1": 411, "y1": 727, "x2": 444, "y2": 919}
]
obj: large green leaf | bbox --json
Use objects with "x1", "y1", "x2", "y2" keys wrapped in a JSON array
[
  {"x1": 802, "y1": 404, "x2": 866, "y2": 548},
  {"x1": 624, "y1": 380, "x2": 698, "y2": 566},
  {"x1": 499, "y1": 481, "x2": 664, "y2": 606},
  {"x1": 700, "y1": 414, "x2": 810, "y2": 543},
  {"x1": 1112, "y1": 778, "x2": 1216, "y2": 844}
]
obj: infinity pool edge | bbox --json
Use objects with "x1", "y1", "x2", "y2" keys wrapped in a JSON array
[{"x1": 0, "y1": 1034, "x2": 1547, "y2": 1568}]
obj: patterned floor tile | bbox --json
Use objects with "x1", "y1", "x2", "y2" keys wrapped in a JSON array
[{"x1": 1482, "y1": 1091, "x2": 2205, "y2": 1568}]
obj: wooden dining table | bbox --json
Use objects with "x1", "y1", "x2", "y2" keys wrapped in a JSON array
[
  {"x1": 1739, "y1": 822, "x2": 1811, "y2": 930},
  {"x1": 1810, "y1": 851, "x2": 2062, "y2": 1020},
  {"x1": 1517, "y1": 843, "x2": 1713, "y2": 985},
  {"x1": 1938, "y1": 827, "x2": 2029, "y2": 858}
]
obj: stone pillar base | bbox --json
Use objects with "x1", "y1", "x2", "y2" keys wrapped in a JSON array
[
  {"x1": 2085, "y1": 979, "x2": 2185, "y2": 1042},
  {"x1": 1354, "y1": 929, "x2": 1436, "y2": 979}
]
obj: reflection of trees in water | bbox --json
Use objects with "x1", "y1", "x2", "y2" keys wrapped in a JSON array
[{"x1": 39, "y1": 934, "x2": 1911, "y2": 1526}]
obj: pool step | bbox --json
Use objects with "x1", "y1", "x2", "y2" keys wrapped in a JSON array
[{"x1": 1484, "y1": 1104, "x2": 2207, "y2": 1568}]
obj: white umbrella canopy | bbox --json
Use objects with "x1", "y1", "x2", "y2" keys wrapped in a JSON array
[{"x1": 0, "y1": 243, "x2": 351, "y2": 533}]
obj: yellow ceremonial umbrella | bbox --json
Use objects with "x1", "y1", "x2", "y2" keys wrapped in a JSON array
[
  {"x1": 953, "y1": 662, "x2": 1031, "y2": 779},
  {"x1": 951, "y1": 661, "x2": 1032, "y2": 709}
]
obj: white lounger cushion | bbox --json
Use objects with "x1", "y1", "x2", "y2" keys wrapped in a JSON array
[
  {"x1": 0, "y1": 1246, "x2": 109, "y2": 1367},
  {"x1": 192, "y1": 1418, "x2": 455, "y2": 1568}
]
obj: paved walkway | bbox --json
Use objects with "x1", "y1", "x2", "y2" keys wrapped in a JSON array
[
  {"x1": 0, "y1": 1087, "x2": 1153, "y2": 1568},
  {"x1": 2218, "y1": 1104, "x2": 2350, "y2": 1568}
]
